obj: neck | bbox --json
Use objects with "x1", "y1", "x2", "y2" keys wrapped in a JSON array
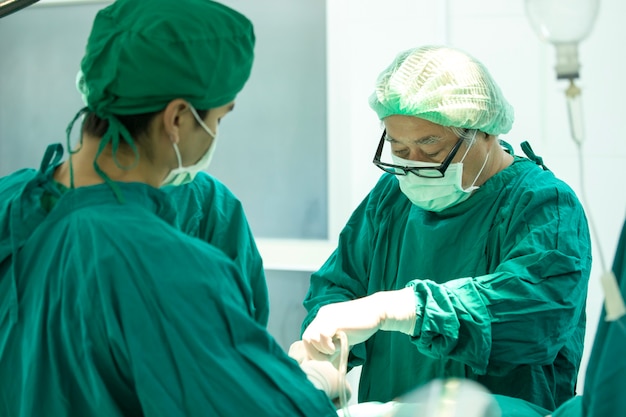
[
  {"x1": 53, "y1": 135, "x2": 167, "y2": 188},
  {"x1": 488, "y1": 145, "x2": 514, "y2": 179},
  {"x1": 473, "y1": 140, "x2": 514, "y2": 187}
]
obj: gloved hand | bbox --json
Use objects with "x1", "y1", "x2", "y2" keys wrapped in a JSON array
[
  {"x1": 302, "y1": 287, "x2": 417, "y2": 355},
  {"x1": 299, "y1": 359, "x2": 352, "y2": 404},
  {"x1": 288, "y1": 340, "x2": 341, "y2": 367}
]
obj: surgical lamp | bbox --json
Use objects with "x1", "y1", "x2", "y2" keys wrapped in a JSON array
[{"x1": 0, "y1": 0, "x2": 39, "y2": 18}]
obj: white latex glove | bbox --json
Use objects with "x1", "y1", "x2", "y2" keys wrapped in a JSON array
[
  {"x1": 299, "y1": 360, "x2": 352, "y2": 403},
  {"x1": 288, "y1": 340, "x2": 341, "y2": 367},
  {"x1": 302, "y1": 287, "x2": 417, "y2": 355}
]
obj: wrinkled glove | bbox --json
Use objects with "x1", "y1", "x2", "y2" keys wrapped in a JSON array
[
  {"x1": 302, "y1": 287, "x2": 417, "y2": 355},
  {"x1": 299, "y1": 360, "x2": 352, "y2": 404},
  {"x1": 288, "y1": 340, "x2": 341, "y2": 367}
]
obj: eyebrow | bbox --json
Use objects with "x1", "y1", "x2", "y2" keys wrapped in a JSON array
[{"x1": 384, "y1": 133, "x2": 442, "y2": 145}]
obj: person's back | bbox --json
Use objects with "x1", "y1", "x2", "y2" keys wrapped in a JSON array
[{"x1": 0, "y1": 153, "x2": 338, "y2": 416}]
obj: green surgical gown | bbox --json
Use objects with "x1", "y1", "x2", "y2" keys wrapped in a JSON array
[
  {"x1": 302, "y1": 156, "x2": 591, "y2": 410},
  {"x1": 165, "y1": 172, "x2": 269, "y2": 326},
  {"x1": 0, "y1": 148, "x2": 338, "y2": 417},
  {"x1": 551, "y1": 218, "x2": 626, "y2": 417}
]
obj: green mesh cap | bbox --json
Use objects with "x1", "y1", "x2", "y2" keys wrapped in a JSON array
[
  {"x1": 368, "y1": 45, "x2": 514, "y2": 135},
  {"x1": 79, "y1": 0, "x2": 255, "y2": 115}
]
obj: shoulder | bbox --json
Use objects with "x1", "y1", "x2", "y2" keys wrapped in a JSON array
[
  {"x1": 506, "y1": 158, "x2": 581, "y2": 208},
  {"x1": 486, "y1": 158, "x2": 586, "y2": 229},
  {"x1": 166, "y1": 172, "x2": 239, "y2": 204},
  {"x1": 162, "y1": 172, "x2": 249, "y2": 239},
  {"x1": 165, "y1": 172, "x2": 243, "y2": 215},
  {"x1": 59, "y1": 199, "x2": 246, "y2": 294},
  {"x1": 0, "y1": 168, "x2": 38, "y2": 198}
]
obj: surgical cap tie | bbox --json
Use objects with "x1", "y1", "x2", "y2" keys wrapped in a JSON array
[{"x1": 65, "y1": 107, "x2": 140, "y2": 203}]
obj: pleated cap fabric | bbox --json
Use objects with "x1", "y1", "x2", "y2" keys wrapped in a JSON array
[
  {"x1": 78, "y1": 0, "x2": 255, "y2": 115},
  {"x1": 368, "y1": 45, "x2": 514, "y2": 136}
]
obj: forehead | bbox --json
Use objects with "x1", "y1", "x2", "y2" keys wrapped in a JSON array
[{"x1": 383, "y1": 115, "x2": 451, "y2": 144}]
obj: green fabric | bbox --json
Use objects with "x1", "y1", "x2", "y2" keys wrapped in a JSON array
[
  {"x1": 164, "y1": 172, "x2": 269, "y2": 326},
  {"x1": 368, "y1": 45, "x2": 514, "y2": 135},
  {"x1": 40, "y1": 180, "x2": 68, "y2": 212},
  {"x1": 80, "y1": 0, "x2": 255, "y2": 115},
  {"x1": 302, "y1": 156, "x2": 591, "y2": 410},
  {"x1": 578, "y1": 220, "x2": 626, "y2": 417},
  {"x1": 0, "y1": 149, "x2": 337, "y2": 417},
  {"x1": 551, "y1": 396, "x2": 582, "y2": 417},
  {"x1": 494, "y1": 394, "x2": 551, "y2": 417}
]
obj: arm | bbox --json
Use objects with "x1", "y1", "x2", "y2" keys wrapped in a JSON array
[
  {"x1": 408, "y1": 182, "x2": 591, "y2": 374},
  {"x1": 107, "y1": 241, "x2": 337, "y2": 417},
  {"x1": 301, "y1": 175, "x2": 396, "y2": 365},
  {"x1": 300, "y1": 173, "x2": 591, "y2": 376}
]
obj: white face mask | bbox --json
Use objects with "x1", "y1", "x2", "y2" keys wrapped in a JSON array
[
  {"x1": 161, "y1": 106, "x2": 217, "y2": 187},
  {"x1": 392, "y1": 133, "x2": 489, "y2": 212}
]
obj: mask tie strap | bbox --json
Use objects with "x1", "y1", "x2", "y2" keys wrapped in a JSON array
[
  {"x1": 188, "y1": 105, "x2": 216, "y2": 138},
  {"x1": 468, "y1": 151, "x2": 490, "y2": 189},
  {"x1": 459, "y1": 130, "x2": 478, "y2": 163},
  {"x1": 171, "y1": 142, "x2": 183, "y2": 169}
]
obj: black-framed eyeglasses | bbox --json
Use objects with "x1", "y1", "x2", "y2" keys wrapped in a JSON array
[{"x1": 372, "y1": 129, "x2": 465, "y2": 178}]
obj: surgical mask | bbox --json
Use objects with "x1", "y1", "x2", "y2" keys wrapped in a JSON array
[
  {"x1": 161, "y1": 106, "x2": 217, "y2": 187},
  {"x1": 392, "y1": 133, "x2": 489, "y2": 212}
]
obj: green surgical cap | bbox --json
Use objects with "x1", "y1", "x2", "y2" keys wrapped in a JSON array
[
  {"x1": 79, "y1": 0, "x2": 255, "y2": 115},
  {"x1": 368, "y1": 45, "x2": 514, "y2": 136}
]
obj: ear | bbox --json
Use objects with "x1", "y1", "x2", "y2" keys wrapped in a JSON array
[{"x1": 162, "y1": 99, "x2": 191, "y2": 144}]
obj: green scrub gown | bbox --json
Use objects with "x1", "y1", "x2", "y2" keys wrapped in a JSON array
[
  {"x1": 550, "y1": 218, "x2": 626, "y2": 417},
  {"x1": 0, "y1": 146, "x2": 337, "y2": 417},
  {"x1": 578, "y1": 218, "x2": 626, "y2": 416},
  {"x1": 165, "y1": 172, "x2": 269, "y2": 326},
  {"x1": 302, "y1": 156, "x2": 591, "y2": 410}
]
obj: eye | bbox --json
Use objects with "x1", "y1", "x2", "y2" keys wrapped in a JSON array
[
  {"x1": 390, "y1": 144, "x2": 410, "y2": 158},
  {"x1": 421, "y1": 145, "x2": 442, "y2": 158}
]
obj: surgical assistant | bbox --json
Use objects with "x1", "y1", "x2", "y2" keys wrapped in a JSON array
[
  {"x1": 0, "y1": 0, "x2": 339, "y2": 415},
  {"x1": 295, "y1": 45, "x2": 592, "y2": 411}
]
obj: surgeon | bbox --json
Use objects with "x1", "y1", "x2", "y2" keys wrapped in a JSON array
[
  {"x1": 290, "y1": 45, "x2": 592, "y2": 411},
  {"x1": 0, "y1": 0, "x2": 341, "y2": 415}
]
